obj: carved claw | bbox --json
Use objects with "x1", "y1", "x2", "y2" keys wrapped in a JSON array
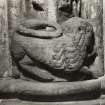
[{"x1": 80, "y1": 66, "x2": 98, "y2": 79}]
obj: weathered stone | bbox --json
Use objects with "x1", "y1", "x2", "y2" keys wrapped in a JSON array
[{"x1": 0, "y1": 0, "x2": 104, "y2": 104}]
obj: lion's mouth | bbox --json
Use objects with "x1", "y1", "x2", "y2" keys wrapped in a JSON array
[
  {"x1": 30, "y1": 24, "x2": 56, "y2": 32},
  {"x1": 16, "y1": 19, "x2": 62, "y2": 39}
]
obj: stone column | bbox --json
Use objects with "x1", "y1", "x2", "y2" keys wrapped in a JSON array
[
  {"x1": 8, "y1": 0, "x2": 22, "y2": 35},
  {"x1": 103, "y1": 0, "x2": 105, "y2": 74},
  {"x1": 0, "y1": 0, "x2": 12, "y2": 77},
  {"x1": 8, "y1": 0, "x2": 24, "y2": 77}
]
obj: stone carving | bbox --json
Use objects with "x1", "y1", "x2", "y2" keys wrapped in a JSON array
[
  {"x1": 0, "y1": 1, "x2": 104, "y2": 104},
  {"x1": 11, "y1": 17, "x2": 96, "y2": 82},
  {"x1": 0, "y1": 17, "x2": 104, "y2": 104}
]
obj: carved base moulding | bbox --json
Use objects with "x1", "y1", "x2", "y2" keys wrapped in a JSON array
[
  {"x1": 0, "y1": 76, "x2": 105, "y2": 105},
  {"x1": 0, "y1": 98, "x2": 103, "y2": 105}
]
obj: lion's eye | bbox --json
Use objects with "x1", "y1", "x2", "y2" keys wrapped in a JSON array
[
  {"x1": 78, "y1": 27, "x2": 82, "y2": 31},
  {"x1": 32, "y1": 1, "x2": 44, "y2": 11}
]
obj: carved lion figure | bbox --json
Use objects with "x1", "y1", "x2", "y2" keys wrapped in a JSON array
[{"x1": 11, "y1": 17, "x2": 95, "y2": 82}]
